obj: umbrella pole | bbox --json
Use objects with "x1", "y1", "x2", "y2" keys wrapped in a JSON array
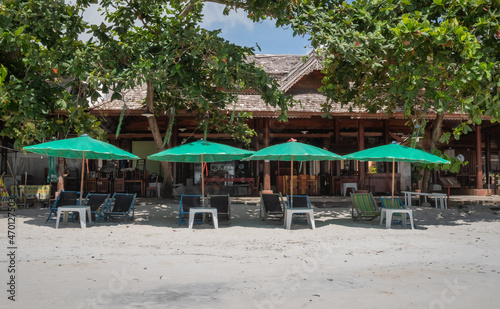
[
  {"x1": 79, "y1": 152, "x2": 85, "y2": 205},
  {"x1": 290, "y1": 156, "x2": 294, "y2": 208},
  {"x1": 201, "y1": 154, "x2": 205, "y2": 207}
]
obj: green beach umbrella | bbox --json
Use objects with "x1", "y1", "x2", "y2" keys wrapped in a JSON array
[
  {"x1": 24, "y1": 134, "x2": 140, "y2": 204},
  {"x1": 245, "y1": 139, "x2": 343, "y2": 205},
  {"x1": 148, "y1": 139, "x2": 254, "y2": 202},
  {"x1": 343, "y1": 142, "x2": 450, "y2": 199}
]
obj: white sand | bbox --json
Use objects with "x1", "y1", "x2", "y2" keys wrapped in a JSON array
[{"x1": 1, "y1": 198, "x2": 500, "y2": 308}]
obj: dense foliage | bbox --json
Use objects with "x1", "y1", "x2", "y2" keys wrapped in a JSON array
[{"x1": 0, "y1": 0, "x2": 106, "y2": 148}]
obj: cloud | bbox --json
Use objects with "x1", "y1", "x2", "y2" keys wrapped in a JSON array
[{"x1": 201, "y1": 3, "x2": 254, "y2": 33}]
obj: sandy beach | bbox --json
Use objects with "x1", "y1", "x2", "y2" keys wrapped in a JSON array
[{"x1": 1, "y1": 197, "x2": 500, "y2": 308}]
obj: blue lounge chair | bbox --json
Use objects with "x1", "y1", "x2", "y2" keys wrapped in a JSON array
[
  {"x1": 45, "y1": 191, "x2": 80, "y2": 223},
  {"x1": 179, "y1": 195, "x2": 203, "y2": 226},
  {"x1": 101, "y1": 193, "x2": 136, "y2": 223},
  {"x1": 286, "y1": 195, "x2": 314, "y2": 225},
  {"x1": 82, "y1": 193, "x2": 110, "y2": 223},
  {"x1": 286, "y1": 195, "x2": 312, "y2": 209}
]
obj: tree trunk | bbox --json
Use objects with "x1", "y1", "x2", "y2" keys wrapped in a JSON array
[
  {"x1": 145, "y1": 80, "x2": 174, "y2": 198},
  {"x1": 422, "y1": 113, "x2": 444, "y2": 193}
]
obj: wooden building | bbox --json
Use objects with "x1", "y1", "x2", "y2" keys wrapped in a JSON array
[{"x1": 88, "y1": 52, "x2": 498, "y2": 196}]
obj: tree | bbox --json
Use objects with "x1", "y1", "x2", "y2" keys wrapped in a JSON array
[
  {"x1": 0, "y1": 0, "x2": 106, "y2": 149},
  {"x1": 287, "y1": 0, "x2": 500, "y2": 191},
  {"x1": 83, "y1": 0, "x2": 295, "y2": 197}
]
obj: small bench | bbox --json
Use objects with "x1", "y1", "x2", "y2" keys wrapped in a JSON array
[
  {"x1": 56, "y1": 206, "x2": 91, "y2": 229},
  {"x1": 284, "y1": 208, "x2": 315, "y2": 230},
  {"x1": 188, "y1": 207, "x2": 218, "y2": 229},
  {"x1": 380, "y1": 208, "x2": 414, "y2": 230}
]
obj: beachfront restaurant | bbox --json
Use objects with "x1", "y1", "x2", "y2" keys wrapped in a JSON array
[{"x1": 1, "y1": 53, "x2": 499, "y2": 198}]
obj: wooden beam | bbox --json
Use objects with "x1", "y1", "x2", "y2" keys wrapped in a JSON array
[
  {"x1": 107, "y1": 132, "x2": 232, "y2": 139},
  {"x1": 476, "y1": 125, "x2": 483, "y2": 189},
  {"x1": 268, "y1": 133, "x2": 332, "y2": 138},
  {"x1": 178, "y1": 133, "x2": 231, "y2": 138},
  {"x1": 263, "y1": 118, "x2": 271, "y2": 191},
  {"x1": 339, "y1": 132, "x2": 383, "y2": 137},
  {"x1": 358, "y1": 119, "x2": 365, "y2": 189}
]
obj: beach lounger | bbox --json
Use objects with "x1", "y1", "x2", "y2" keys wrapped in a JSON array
[
  {"x1": 208, "y1": 194, "x2": 231, "y2": 222},
  {"x1": 379, "y1": 197, "x2": 407, "y2": 210},
  {"x1": 45, "y1": 191, "x2": 80, "y2": 223},
  {"x1": 286, "y1": 195, "x2": 312, "y2": 209},
  {"x1": 179, "y1": 195, "x2": 203, "y2": 226},
  {"x1": 350, "y1": 192, "x2": 380, "y2": 221},
  {"x1": 260, "y1": 192, "x2": 285, "y2": 221},
  {"x1": 82, "y1": 193, "x2": 110, "y2": 223},
  {"x1": 101, "y1": 193, "x2": 136, "y2": 223}
]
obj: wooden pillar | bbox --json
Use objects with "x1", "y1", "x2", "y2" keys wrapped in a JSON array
[
  {"x1": 263, "y1": 118, "x2": 271, "y2": 192},
  {"x1": 384, "y1": 120, "x2": 390, "y2": 173},
  {"x1": 172, "y1": 123, "x2": 178, "y2": 184},
  {"x1": 486, "y1": 133, "x2": 491, "y2": 188},
  {"x1": 358, "y1": 119, "x2": 365, "y2": 189},
  {"x1": 334, "y1": 118, "x2": 341, "y2": 177},
  {"x1": 254, "y1": 119, "x2": 260, "y2": 186},
  {"x1": 475, "y1": 125, "x2": 483, "y2": 189}
]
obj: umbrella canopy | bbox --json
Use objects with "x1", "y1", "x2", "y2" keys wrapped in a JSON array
[
  {"x1": 148, "y1": 139, "x2": 254, "y2": 202},
  {"x1": 23, "y1": 134, "x2": 140, "y2": 160},
  {"x1": 148, "y1": 139, "x2": 254, "y2": 163},
  {"x1": 24, "y1": 134, "x2": 140, "y2": 204},
  {"x1": 245, "y1": 139, "x2": 343, "y2": 205},
  {"x1": 343, "y1": 143, "x2": 450, "y2": 164},
  {"x1": 343, "y1": 142, "x2": 450, "y2": 199},
  {"x1": 246, "y1": 139, "x2": 343, "y2": 162}
]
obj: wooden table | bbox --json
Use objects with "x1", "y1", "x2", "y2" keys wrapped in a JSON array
[
  {"x1": 125, "y1": 179, "x2": 145, "y2": 197},
  {"x1": 204, "y1": 178, "x2": 256, "y2": 196}
]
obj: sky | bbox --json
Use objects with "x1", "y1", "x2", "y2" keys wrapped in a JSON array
[
  {"x1": 201, "y1": 3, "x2": 311, "y2": 55},
  {"x1": 79, "y1": 2, "x2": 311, "y2": 55}
]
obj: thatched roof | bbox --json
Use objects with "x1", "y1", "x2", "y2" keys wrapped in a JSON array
[
  {"x1": 90, "y1": 51, "x2": 361, "y2": 117},
  {"x1": 90, "y1": 51, "x2": 464, "y2": 120}
]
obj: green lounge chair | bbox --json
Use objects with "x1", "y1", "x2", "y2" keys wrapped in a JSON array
[{"x1": 350, "y1": 192, "x2": 380, "y2": 221}]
